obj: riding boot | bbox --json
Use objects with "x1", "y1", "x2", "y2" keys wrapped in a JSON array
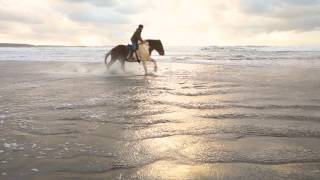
[{"x1": 135, "y1": 51, "x2": 141, "y2": 63}]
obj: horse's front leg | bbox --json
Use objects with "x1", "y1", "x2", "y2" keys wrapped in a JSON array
[
  {"x1": 150, "y1": 58, "x2": 157, "y2": 72},
  {"x1": 142, "y1": 61, "x2": 148, "y2": 75}
]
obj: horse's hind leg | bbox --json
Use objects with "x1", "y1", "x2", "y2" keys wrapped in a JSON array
[
  {"x1": 107, "y1": 58, "x2": 116, "y2": 70},
  {"x1": 120, "y1": 59, "x2": 125, "y2": 72},
  {"x1": 150, "y1": 58, "x2": 157, "y2": 72}
]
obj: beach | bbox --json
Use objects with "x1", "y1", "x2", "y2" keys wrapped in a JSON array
[{"x1": 1, "y1": 46, "x2": 320, "y2": 179}]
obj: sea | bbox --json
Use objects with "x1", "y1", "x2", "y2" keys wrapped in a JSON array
[
  {"x1": 1, "y1": 45, "x2": 320, "y2": 179},
  {"x1": 0, "y1": 45, "x2": 320, "y2": 67}
]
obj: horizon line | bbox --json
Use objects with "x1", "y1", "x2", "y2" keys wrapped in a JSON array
[{"x1": 1, "y1": 42, "x2": 320, "y2": 48}]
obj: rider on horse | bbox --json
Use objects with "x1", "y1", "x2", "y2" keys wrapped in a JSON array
[{"x1": 128, "y1": 24, "x2": 144, "y2": 62}]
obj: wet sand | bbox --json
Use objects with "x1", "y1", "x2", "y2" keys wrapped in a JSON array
[{"x1": 1, "y1": 61, "x2": 320, "y2": 179}]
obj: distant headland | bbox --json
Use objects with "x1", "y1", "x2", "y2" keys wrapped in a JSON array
[
  {"x1": 0, "y1": 43, "x2": 35, "y2": 47},
  {"x1": 0, "y1": 43, "x2": 90, "y2": 47}
]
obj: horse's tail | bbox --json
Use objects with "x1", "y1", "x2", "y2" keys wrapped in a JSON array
[{"x1": 104, "y1": 50, "x2": 112, "y2": 65}]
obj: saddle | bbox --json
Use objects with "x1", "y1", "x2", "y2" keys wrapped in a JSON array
[{"x1": 127, "y1": 44, "x2": 135, "y2": 51}]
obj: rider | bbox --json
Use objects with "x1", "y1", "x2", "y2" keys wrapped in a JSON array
[{"x1": 128, "y1": 24, "x2": 144, "y2": 62}]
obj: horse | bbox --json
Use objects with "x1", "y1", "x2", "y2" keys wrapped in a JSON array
[{"x1": 104, "y1": 39, "x2": 165, "y2": 74}]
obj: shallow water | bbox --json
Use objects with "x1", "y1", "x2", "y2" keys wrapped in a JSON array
[{"x1": 1, "y1": 46, "x2": 320, "y2": 179}]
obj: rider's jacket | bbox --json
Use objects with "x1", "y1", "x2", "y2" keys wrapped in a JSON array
[{"x1": 131, "y1": 28, "x2": 143, "y2": 44}]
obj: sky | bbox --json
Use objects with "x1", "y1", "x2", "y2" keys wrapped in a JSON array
[{"x1": 0, "y1": 0, "x2": 319, "y2": 46}]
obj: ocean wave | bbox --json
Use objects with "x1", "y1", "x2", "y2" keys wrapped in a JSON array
[
  {"x1": 155, "y1": 101, "x2": 320, "y2": 111},
  {"x1": 1, "y1": 46, "x2": 320, "y2": 66},
  {"x1": 200, "y1": 113, "x2": 320, "y2": 122}
]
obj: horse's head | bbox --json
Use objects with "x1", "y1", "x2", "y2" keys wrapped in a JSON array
[{"x1": 146, "y1": 39, "x2": 165, "y2": 56}]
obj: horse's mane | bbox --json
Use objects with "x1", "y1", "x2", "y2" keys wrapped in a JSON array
[{"x1": 146, "y1": 39, "x2": 161, "y2": 46}]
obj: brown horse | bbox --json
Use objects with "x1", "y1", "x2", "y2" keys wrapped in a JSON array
[{"x1": 104, "y1": 39, "x2": 164, "y2": 74}]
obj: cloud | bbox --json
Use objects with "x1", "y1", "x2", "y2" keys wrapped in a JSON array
[
  {"x1": 57, "y1": 0, "x2": 153, "y2": 25},
  {"x1": 64, "y1": 0, "x2": 117, "y2": 7},
  {"x1": 0, "y1": 0, "x2": 319, "y2": 46},
  {"x1": 0, "y1": 1, "x2": 43, "y2": 24},
  {"x1": 63, "y1": 0, "x2": 153, "y2": 14},
  {"x1": 238, "y1": 0, "x2": 320, "y2": 32},
  {"x1": 240, "y1": 0, "x2": 317, "y2": 13},
  {"x1": 57, "y1": 3, "x2": 129, "y2": 24}
]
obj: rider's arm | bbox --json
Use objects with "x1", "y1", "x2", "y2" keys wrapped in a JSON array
[{"x1": 138, "y1": 30, "x2": 143, "y2": 42}]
